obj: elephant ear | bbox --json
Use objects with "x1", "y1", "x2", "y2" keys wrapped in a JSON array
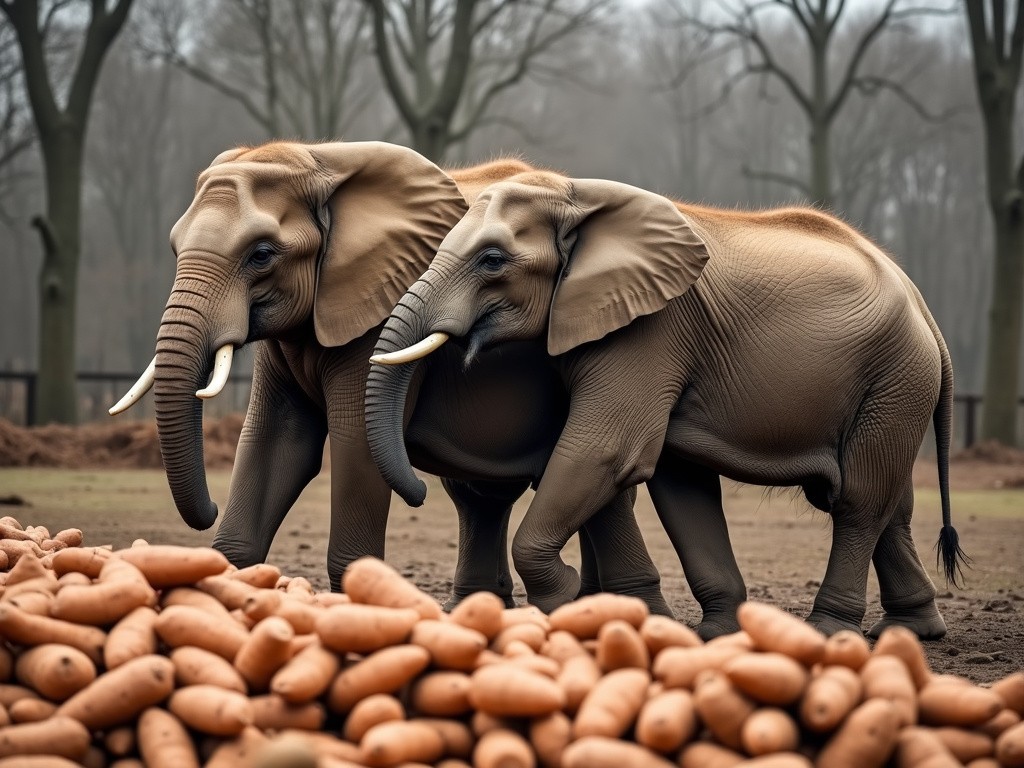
[
  {"x1": 308, "y1": 141, "x2": 468, "y2": 348},
  {"x1": 209, "y1": 146, "x2": 248, "y2": 166},
  {"x1": 547, "y1": 178, "x2": 710, "y2": 356}
]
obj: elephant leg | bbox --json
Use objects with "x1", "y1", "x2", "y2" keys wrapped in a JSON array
[
  {"x1": 440, "y1": 477, "x2": 529, "y2": 609},
  {"x1": 213, "y1": 344, "x2": 327, "y2": 568},
  {"x1": 577, "y1": 526, "x2": 602, "y2": 599},
  {"x1": 648, "y1": 454, "x2": 746, "y2": 639},
  {"x1": 867, "y1": 483, "x2": 946, "y2": 639},
  {"x1": 580, "y1": 486, "x2": 673, "y2": 616}
]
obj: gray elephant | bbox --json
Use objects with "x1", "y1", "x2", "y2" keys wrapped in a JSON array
[
  {"x1": 366, "y1": 170, "x2": 967, "y2": 639},
  {"x1": 109, "y1": 141, "x2": 677, "y2": 615}
]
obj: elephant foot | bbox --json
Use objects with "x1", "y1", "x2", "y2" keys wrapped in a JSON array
[
  {"x1": 525, "y1": 564, "x2": 581, "y2": 614},
  {"x1": 696, "y1": 611, "x2": 741, "y2": 641},
  {"x1": 867, "y1": 607, "x2": 947, "y2": 640},
  {"x1": 444, "y1": 589, "x2": 516, "y2": 612},
  {"x1": 805, "y1": 609, "x2": 864, "y2": 637}
]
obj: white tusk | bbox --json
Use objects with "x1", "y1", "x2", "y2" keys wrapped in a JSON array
[
  {"x1": 108, "y1": 356, "x2": 157, "y2": 415},
  {"x1": 196, "y1": 344, "x2": 234, "y2": 399},
  {"x1": 370, "y1": 332, "x2": 450, "y2": 365}
]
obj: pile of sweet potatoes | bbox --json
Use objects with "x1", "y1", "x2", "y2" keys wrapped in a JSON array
[{"x1": 1, "y1": 514, "x2": 1023, "y2": 768}]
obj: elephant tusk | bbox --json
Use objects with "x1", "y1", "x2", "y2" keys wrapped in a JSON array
[
  {"x1": 370, "y1": 332, "x2": 450, "y2": 365},
  {"x1": 196, "y1": 344, "x2": 234, "y2": 399},
  {"x1": 108, "y1": 356, "x2": 157, "y2": 415}
]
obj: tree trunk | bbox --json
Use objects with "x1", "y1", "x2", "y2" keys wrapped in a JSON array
[
  {"x1": 809, "y1": 119, "x2": 832, "y2": 210},
  {"x1": 34, "y1": 128, "x2": 83, "y2": 424}
]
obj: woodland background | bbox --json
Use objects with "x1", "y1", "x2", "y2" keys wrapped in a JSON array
[{"x1": 0, "y1": 0, "x2": 1020, "y2": 445}]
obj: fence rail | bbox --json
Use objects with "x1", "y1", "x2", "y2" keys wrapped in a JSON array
[{"x1": 0, "y1": 371, "x2": 1021, "y2": 450}]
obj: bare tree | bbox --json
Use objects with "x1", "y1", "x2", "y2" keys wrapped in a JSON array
[
  {"x1": 1, "y1": 0, "x2": 134, "y2": 424},
  {"x1": 0, "y1": 19, "x2": 34, "y2": 222},
  {"x1": 145, "y1": 0, "x2": 374, "y2": 140},
  {"x1": 665, "y1": 0, "x2": 954, "y2": 209},
  {"x1": 966, "y1": 0, "x2": 1024, "y2": 445},
  {"x1": 365, "y1": 0, "x2": 611, "y2": 161}
]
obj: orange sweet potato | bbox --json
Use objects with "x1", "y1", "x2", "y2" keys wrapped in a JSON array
[
  {"x1": 0, "y1": 604, "x2": 106, "y2": 665},
  {"x1": 540, "y1": 630, "x2": 589, "y2": 663},
  {"x1": 815, "y1": 698, "x2": 900, "y2": 768},
  {"x1": 170, "y1": 646, "x2": 248, "y2": 693},
  {"x1": 979, "y1": 709, "x2": 1022, "y2": 739},
  {"x1": 315, "y1": 603, "x2": 420, "y2": 653},
  {"x1": 473, "y1": 728, "x2": 534, "y2": 768},
  {"x1": 918, "y1": 679, "x2": 1004, "y2": 727},
  {"x1": 327, "y1": 644, "x2": 431, "y2": 713},
  {"x1": 895, "y1": 727, "x2": 961, "y2": 768},
  {"x1": 342, "y1": 693, "x2": 405, "y2": 743},
  {"x1": 359, "y1": 720, "x2": 446, "y2": 767},
  {"x1": 137, "y1": 707, "x2": 200, "y2": 768},
  {"x1": 821, "y1": 629, "x2": 871, "y2": 671},
  {"x1": 530, "y1": 711, "x2": 572, "y2": 768},
  {"x1": 549, "y1": 594, "x2": 648, "y2": 639},
  {"x1": 930, "y1": 727, "x2": 995, "y2": 763},
  {"x1": 562, "y1": 735, "x2": 677, "y2": 768},
  {"x1": 230, "y1": 563, "x2": 281, "y2": 588},
  {"x1": 448, "y1": 591, "x2": 506, "y2": 640},
  {"x1": 652, "y1": 643, "x2": 745, "y2": 690},
  {"x1": 735, "y1": 602, "x2": 825, "y2": 666},
  {"x1": 692, "y1": 669, "x2": 756, "y2": 751},
  {"x1": 160, "y1": 587, "x2": 232, "y2": 617},
  {"x1": 491, "y1": 621, "x2": 547, "y2": 654},
  {"x1": 420, "y1": 718, "x2": 475, "y2": 760},
  {"x1": 996, "y1": 721, "x2": 1024, "y2": 768},
  {"x1": 799, "y1": 664, "x2": 862, "y2": 733},
  {"x1": 0, "y1": 716, "x2": 90, "y2": 760},
  {"x1": 574, "y1": 667, "x2": 651, "y2": 739},
  {"x1": 168, "y1": 684, "x2": 254, "y2": 736},
  {"x1": 724, "y1": 651, "x2": 808, "y2": 705},
  {"x1": 411, "y1": 618, "x2": 488, "y2": 670},
  {"x1": 872, "y1": 626, "x2": 932, "y2": 690},
  {"x1": 677, "y1": 742, "x2": 746, "y2": 768},
  {"x1": 635, "y1": 688, "x2": 697, "y2": 754},
  {"x1": 250, "y1": 694, "x2": 325, "y2": 731},
  {"x1": 468, "y1": 662, "x2": 567, "y2": 718},
  {"x1": 154, "y1": 604, "x2": 249, "y2": 661},
  {"x1": 741, "y1": 707, "x2": 800, "y2": 756},
  {"x1": 195, "y1": 574, "x2": 260, "y2": 611},
  {"x1": 244, "y1": 590, "x2": 320, "y2": 634},
  {"x1": 103, "y1": 606, "x2": 158, "y2": 669},
  {"x1": 7, "y1": 697, "x2": 56, "y2": 723},
  {"x1": 56, "y1": 654, "x2": 175, "y2": 730},
  {"x1": 114, "y1": 545, "x2": 229, "y2": 588},
  {"x1": 50, "y1": 560, "x2": 156, "y2": 626},
  {"x1": 595, "y1": 618, "x2": 650, "y2": 672},
  {"x1": 993, "y1": 673, "x2": 1024, "y2": 716},
  {"x1": 50, "y1": 547, "x2": 111, "y2": 579},
  {"x1": 557, "y1": 651, "x2": 602, "y2": 713},
  {"x1": 14, "y1": 643, "x2": 96, "y2": 701},
  {"x1": 411, "y1": 671, "x2": 473, "y2": 717},
  {"x1": 639, "y1": 615, "x2": 702, "y2": 657},
  {"x1": 234, "y1": 615, "x2": 295, "y2": 691},
  {"x1": 270, "y1": 639, "x2": 340, "y2": 703},
  {"x1": 341, "y1": 557, "x2": 442, "y2": 620},
  {"x1": 861, "y1": 654, "x2": 918, "y2": 728},
  {"x1": 0, "y1": 646, "x2": 9, "y2": 683}
]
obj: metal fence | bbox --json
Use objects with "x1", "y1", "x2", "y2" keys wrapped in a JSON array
[{"x1": 0, "y1": 370, "x2": 1020, "y2": 450}]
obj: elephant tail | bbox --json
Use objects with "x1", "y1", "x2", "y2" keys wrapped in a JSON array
[{"x1": 931, "y1": 323, "x2": 969, "y2": 587}]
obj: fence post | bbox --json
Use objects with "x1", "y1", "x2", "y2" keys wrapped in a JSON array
[
  {"x1": 962, "y1": 395, "x2": 978, "y2": 449},
  {"x1": 26, "y1": 373, "x2": 37, "y2": 427}
]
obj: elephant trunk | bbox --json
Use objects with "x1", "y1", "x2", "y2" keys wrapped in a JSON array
[
  {"x1": 365, "y1": 282, "x2": 436, "y2": 508},
  {"x1": 153, "y1": 299, "x2": 219, "y2": 530}
]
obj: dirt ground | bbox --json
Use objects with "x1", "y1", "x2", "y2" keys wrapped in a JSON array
[{"x1": 1, "y1": 416, "x2": 1022, "y2": 685}]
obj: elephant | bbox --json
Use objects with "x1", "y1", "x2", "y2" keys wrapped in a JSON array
[
  {"x1": 365, "y1": 169, "x2": 967, "y2": 639},
  {"x1": 108, "y1": 140, "x2": 676, "y2": 616}
]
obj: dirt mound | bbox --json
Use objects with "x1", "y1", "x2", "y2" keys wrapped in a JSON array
[{"x1": 0, "y1": 414, "x2": 244, "y2": 469}]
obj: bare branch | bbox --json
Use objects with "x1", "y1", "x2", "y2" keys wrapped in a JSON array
[{"x1": 741, "y1": 163, "x2": 812, "y2": 196}]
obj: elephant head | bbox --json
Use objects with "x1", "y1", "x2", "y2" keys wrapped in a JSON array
[
  {"x1": 365, "y1": 172, "x2": 709, "y2": 506},
  {"x1": 111, "y1": 141, "x2": 465, "y2": 530}
]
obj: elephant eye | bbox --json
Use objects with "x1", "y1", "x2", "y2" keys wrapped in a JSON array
[
  {"x1": 478, "y1": 248, "x2": 506, "y2": 271},
  {"x1": 247, "y1": 243, "x2": 277, "y2": 268}
]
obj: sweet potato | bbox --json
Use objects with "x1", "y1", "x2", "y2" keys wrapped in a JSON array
[
  {"x1": 723, "y1": 651, "x2": 808, "y2": 705},
  {"x1": 270, "y1": 639, "x2": 340, "y2": 703},
  {"x1": 195, "y1": 574, "x2": 261, "y2": 611},
  {"x1": 50, "y1": 547, "x2": 111, "y2": 579},
  {"x1": 342, "y1": 557, "x2": 442, "y2": 620},
  {"x1": 872, "y1": 626, "x2": 932, "y2": 690},
  {"x1": 0, "y1": 576, "x2": 58, "y2": 604},
  {"x1": 639, "y1": 615, "x2": 702, "y2": 656},
  {"x1": 52, "y1": 529, "x2": 83, "y2": 548},
  {"x1": 549, "y1": 593, "x2": 648, "y2": 639},
  {"x1": 250, "y1": 694, "x2": 326, "y2": 731},
  {"x1": 234, "y1": 615, "x2": 295, "y2": 691},
  {"x1": 594, "y1": 618, "x2": 650, "y2": 672},
  {"x1": 104, "y1": 606, "x2": 158, "y2": 669},
  {"x1": 168, "y1": 684, "x2": 255, "y2": 736},
  {"x1": 736, "y1": 755, "x2": 813, "y2": 767},
  {"x1": 0, "y1": 757, "x2": 82, "y2": 767},
  {"x1": 103, "y1": 726, "x2": 134, "y2": 757},
  {"x1": 506, "y1": 648, "x2": 560, "y2": 678},
  {"x1": 996, "y1": 721, "x2": 1024, "y2": 768},
  {"x1": 170, "y1": 645, "x2": 248, "y2": 693},
  {"x1": 0, "y1": 716, "x2": 90, "y2": 760},
  {"x1": 315, "y1": 603, "x2": 420, "y2": 653},
  {"x1": 0, "y1": 683, "x2": 38, "y2": 708},
  {"x1": 918, "y1": 679, "x2": 1004, "y2": 727},
  {"x1": 14, "y1": 643, "x2": 96, "y2": 701},
  {"x1": 557, "y1": 651, "x2": 602, "y2": 713},
  {"x1": 469, "y1": 661, "x2": 567, "y2": 717},
  {"x1": 419, "y1": 718, "x2": 476, "y2": 760},
  {"x1": 327, "y1": 644, "x2": 431, "y2": 713},
  {"x1": 56, "y1": 654, "x2": 175, "y2": 729},
  {"x1": 473, "y1": 729, "x2": 535, "y2": 768},
  {"x1": 574, "y1": 667, "x2": 651, "y2": 739},
  {"x1": 821, "y1": 629, "x2": 871, "y2": 670},
  {"x1": 491, "y1": 621, "x2": 547, "y2": 654},
  {"x1": 735, "y1": 602, "x2": 825, "y2": 666},
  {"x1": 342, "y1": 693, "x2": 405, "y2": 743},
  {"x1": 410, "y1": 670, "x2": 473, "y2": 717},
  {"x1": 155, "y1": 604, "x2": 249, "y2": 661},
  {"x1": 530, "y1": 711, "x2": 572, "y2": 768},
  {"x1": 799, "y1": 664, "x2": 862, "y2": 733},
  {"x1": 230, "y1": 563, "x2": 281, "y2": 588},
  {"x1": 0, "y1": 604, "x2": 106, "y2": 665},
  {"x1": 2, "y1": 590, "x2": 52, "y2": 615},
  {"x1": 7, "y1": 697, "x2": 56, "y2": 722},
  {"x1": 692, "y1": 669, "x2": 756, "y2": 751},
  {"x1": 0, "y1": 539, "x2": 43, "y2": 566},
  {"x1": 359, "y1": 720, "x2": 446, "y2": 767},
  {"x1": 114, "y1": 545, "x2": 229, "y2": 588},
  {"x1": 137, "y1": 707, "x2": 200, "y2": 768},
  {"x1": 929, "y1": 727, "x2": 995, "y2": 763},
  {"x1": 993, "y1": 672, "x2": 1024, "y2": 715},
  {"x1": 449, "y1": 591, "x2": 505, "y2": 640},
  {"x1": 741, "y1": 707, "x2": 800, "y2": 756},
  {"x1": 51, "y1": 561, "x2": 156, "y2": 626},
  {"x1": 541, "y1": 630, "x2": 589, "y2": 663},
  {"x1": 816, "y1": 698, "x2": 900, "y2": 768},
  {"x1": 652, "y1": 643, "x2": 745, "y2": 690},
  {"x1": 244, "y1": 590, "x2": 320, "y2": 634},
  {"x1": 979, "y1": 708, "x2": 1022, "y2": 738},
  {"x1": 202, "y1": 725, "x2": 270, "y2": 768},
  {"x1": 274, "y1": 729, "x2": 362, "y2": 763},
  {"x1": 5, "y1": 551, "x2": 48, "y2": 585},
  {"x1": 562, "y1": 735, "x2": 677, "y2": 768},
  {"x1": 411, "y1": 618, "x2": 488, "y2": 669},
  {"x1": 678, "y1": 742, "x2": 746, "y2": 768},
  {"x1": 161, "y1": 586, "x2": 233, "y2": 617},
  {"x1": 861, "y1": 654, "x2": 918, "y2": 728},
  {"x1": 895, "y1": 727, "x2": 961, "y2": 768},
  {"x1": 635, "y1": 688, "x2": 697, "y2": 753}
]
